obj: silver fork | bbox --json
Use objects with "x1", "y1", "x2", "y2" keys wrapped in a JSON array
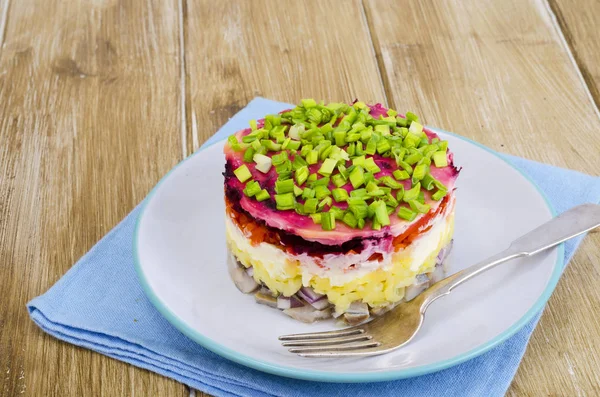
[{"x1": 279, "y1": 203, "x2": 600, "y2": 357}]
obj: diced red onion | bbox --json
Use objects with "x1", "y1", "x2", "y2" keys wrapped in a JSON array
[
  {"x1": 297, "y1": 286, "x2": 324, "y2": 303},
  {"x1": 277, "y1": 295, "x2": 304, "y2": 310},
  {"x1": 308, "y1": 297, "x2": 331, "y2": 310},
  {"x1": 437, "y1": 239, "x2": 454, "y2": 262}
]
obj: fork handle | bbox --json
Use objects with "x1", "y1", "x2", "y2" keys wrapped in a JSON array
[{"x1": 423, "y1": 204, "x2": 600, "y2": 308}]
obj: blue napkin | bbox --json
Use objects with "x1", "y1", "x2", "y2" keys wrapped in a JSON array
[{"x1": 28, "y1": 98, "x2": 600, "y2": 397}]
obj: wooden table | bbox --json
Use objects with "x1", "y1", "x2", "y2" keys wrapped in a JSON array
[{"x1": 1, "y1": 0, "x2": 599, "y2": 395}]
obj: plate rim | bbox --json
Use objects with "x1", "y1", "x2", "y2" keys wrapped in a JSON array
[{"x1": 133, "y1": 128, "x2": 564, "y2": 383}]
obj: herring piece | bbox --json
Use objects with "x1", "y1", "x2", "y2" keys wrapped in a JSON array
[
  {"x1": 430, "y1": 262, "x2": 445, "y2": 284},
  {"x1": 227, "y1": 254, "x2": 259, "y2": 293},
  {"x1": 405, "y1": 273, "x2": 430, "y2": 302},
  {"x1": 344, "y1": 301, "x2": 370, "y2": 325},
  {"x1": 283, "y1": 306, "x2": 332, "y2": 323},
  {"x1": 255, "y1": 292, "x2": 278, "y2": 308}
]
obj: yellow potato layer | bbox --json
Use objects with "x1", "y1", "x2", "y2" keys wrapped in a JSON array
[{"x1": 226, "y1": 211, "x2": 454, "y2": 314}]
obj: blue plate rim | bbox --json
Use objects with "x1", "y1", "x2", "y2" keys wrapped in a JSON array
[{"x1": 133, "y1": 128, "x2": 564, "y2": 383}]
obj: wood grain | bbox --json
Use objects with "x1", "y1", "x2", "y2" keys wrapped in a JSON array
[
  {"x1": 548, "y1": 0, "x2": 600, "y2": 112},
  {"x1": 1, "y1": 0, "x2": 599, "y2": 395},
  {"x1": 364, "y1": 0, "x2": 600, "y2": 173},
  {"x1": 0, "y1": 0, "x2": 186, "y2": 395},
  {"x1": 184, "y1": 0, "x2": 386, "y2": 152},
  {"x1": 185, "y1": 1, "x2": 386, "y2": 395},
  {"x1": 364, "y1": 0, "x2": 600, "y2": 395}
]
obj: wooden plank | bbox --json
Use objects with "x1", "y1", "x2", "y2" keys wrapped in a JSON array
[
  {"x1": 185, "y1": 1, "x2": 386, "y2": 395},
  {"x1": 364, "y1": 0, "x2": 600, "y2": 394},
  {"x1": 548, "y1": 0, "x2": 600, "y2": 113},
  {"x1": 0, "y1": 0, "x2": 186, "y2": 395},
  {"x1": 364, "y1": 0, "x2": 600, "y2": 173},
  {"x1": 184, "y1": 0, "x2": 387, "y2": 151}
]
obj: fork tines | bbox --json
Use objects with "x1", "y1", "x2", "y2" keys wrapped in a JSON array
[{"x1": 279, "y1": 327, "x2": 382, "y2": 357}]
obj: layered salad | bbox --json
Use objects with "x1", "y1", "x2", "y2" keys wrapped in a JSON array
[{"x1": 223, "y1": 100, "x2": 459, "y2": 324}]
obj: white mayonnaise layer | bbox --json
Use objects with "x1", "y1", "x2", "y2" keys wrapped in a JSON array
[{"x1": 225, "y1": 198, "x2": 454, "y2": 287}]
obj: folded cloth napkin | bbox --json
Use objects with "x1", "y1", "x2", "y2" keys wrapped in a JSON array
[{"x1": 28, "y1": 98, "x2": 600, "y2": 397}]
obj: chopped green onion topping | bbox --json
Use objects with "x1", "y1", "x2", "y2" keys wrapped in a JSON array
[
  {"x1": 231, "y1": 100, "x2": 454, "y2": 229},
  {"x1": 293, "y1": 185, "x2": 303, "y2": 197},
  {"x1": 243, "y1": 181, "x2": 261, "y2": 197},
  {"x1": 353, "y1": 155, "x2": 366, "y2": 167},
  {"x1": 405, "y1": 151, "x2": 423, "y2": 165},
  {"x1": 349, "y1": 166, "x2": 365, "y2": 189},
  {"x1": 271, "y1": 152, "x2": 288, "y2": 166},
  {"x1": 409, "y1": 199, "x2": 430, "y2": 214},
  {"x1": 408, "y1": 121, "x2": 423, "y2": 135},
  {"x1": 255, "y1": 189, "x2": 270, "y2": 202},
  {"x1": 295, "y1": 166, "x2": 309, "y2": 186},
  {"x1": 380, "y1": 176, "x2": 402, "y2": 189},
  {"x1": 315, "y1": 185, "x2": 331, "y2": 200},
  {"x1": 393, "y1": 169, "x2": 410, "y2": 180},
  {"x1": 233, "y1": 165, "x2": 252, "y2": 183},
  {"x1": 332, "y1": 173, "x2": 346, "y2": 188},
  {"x1": 376, "y1": 139, "x2": 391, "y2": 154},
  {"x1": 432, "y1": 151, "x2": 448, "y2": 167},
  {"x1": 364, "y1": 157, "x2": 381, "y2": 173},
  {"x1": 302, "y1": 187, "x2": 315, "y2": 199},
  {"x1": 301, "y1": 98, "x2": 317, "y2": 108},
  {"x1": 321, "y1": 211, "x2": 336, "y2": 230},
  {"x1": 421, "y1": 174, "x2": 436, "y2": 190},
  {"x1": 318, "y1": 196, "x2": 332, "y2": 210},
  {"x1": 406, "y1": 112, "x2": 419, "y2": 122},
  {"x1": 318, "y1": 158, "x2": 338, "y2": 176},
  {"x1": 350, "y1": 188, "x2": 367, "y2": 198},
  {"x1": 330, "y1": 206, "x2": 344, "y2": 220},
  {"x1": 275, "y1": 193, "x2": 295, "y2": 210},
  {"x1": 370, "y1": 201, "x2": 389, "y2": 227},
  {"x1": 275, "y1": 179, "x2": 294, "y2": 194},
  {"x1": 306, "y1": 150, "x2": 319, "y2": 165},
  {"x1": 287, "y1": 140, "x2": 301, "y2": 150},
  {"x1": 332, "y1": 188, "x2": 349, "y2": 202},
  {"x1": 292, "y1": 155, "x2": 308, "y2": 170},
  {"x1": 397, "y1": 206, "x2": 417, "y2": 221},
  {"x1": 244, "y1": 147, "x2": 256, "y2": 163},
  {"x1": 412, "y1": 164, "x2": 428, "y2": 182},
  {"x1": 403, "y1": 182, "x2": 421, "y2": 202},
  {"x1": 304, "y1": 198, "x2": 318, "y2": 214},
  {"x1": 311, "y1": 176, "x2": 330, "y2": 187},
  {"x1": 261, "y1": 139, "x2": 282, "y2": 151},
  {"x1": 342, "y1": 212, "x2": 358, "y2": 228},
  {"x1": 432, "y1": 189, "x2": 447, "y2": 201}
]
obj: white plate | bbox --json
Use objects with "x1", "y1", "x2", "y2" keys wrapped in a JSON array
[{"x1": 134, "y1": 129, "x2": 562, "y2": 382}]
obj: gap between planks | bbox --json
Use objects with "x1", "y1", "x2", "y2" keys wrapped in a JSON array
[
  {"x1": 544, "y1": 0, "x2": 600, "y2": 121},
  {"x1": 178, "y1": 0, "x2": 188, "y2": 159},
  {"x1": 360, "y1": 0, "x2": 391, "y2": 108},
  {"x1": 0, "y1": 0, "x2": 11, "y2": 60}
]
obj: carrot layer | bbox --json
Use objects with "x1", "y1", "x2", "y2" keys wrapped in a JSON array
[{"x1": 225, "y1": 194, "x2": 451, "y2": 260}]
